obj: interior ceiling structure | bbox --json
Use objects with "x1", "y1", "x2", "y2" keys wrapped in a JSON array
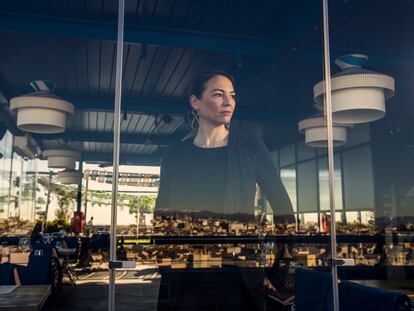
[{"x1": 0, "y1": 0, "x2": 413, "y2": 165}]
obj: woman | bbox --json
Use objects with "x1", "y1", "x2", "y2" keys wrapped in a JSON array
[
  {"x1": 156, "y1": 70, "x2": 294, "y2": 223},
  {"x1": 155, "y1": 70, "x2": 294, "y2": 310}
]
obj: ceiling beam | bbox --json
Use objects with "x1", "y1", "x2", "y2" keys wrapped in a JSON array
[
  {"x1": 68, "y1": 97, "x2": 300, "y2": 123},
  {"x1": 234, "y1": 0, "x2": 321, "y2": 89},
  {"x1": 0, "y1": 13, "x2": 273, "y2": 56},
  {"x1": 35, "y1": 130, "x2": 187, "y2": 146},
  {"x1": 71, "y1": 97, "x2": 188, "y2": 115},
  {"x1": 82, "y1": 151, "x2": 163, "y2": 166}
]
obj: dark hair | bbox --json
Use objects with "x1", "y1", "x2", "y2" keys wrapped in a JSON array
[{"x1": 189, "y1": 70, "x2": 235, "y2": 99}]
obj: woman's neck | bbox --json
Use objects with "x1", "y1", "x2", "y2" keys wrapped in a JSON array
[{"x1": 193, "y1": 122, "x2": 229, "y2": 148}]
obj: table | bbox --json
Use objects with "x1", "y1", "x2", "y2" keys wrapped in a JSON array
[
  {"x1": 9, "y1": 252, "x2": 30, "y2": 265},
  {"x1": 353, "y1": 280, "x2": 414, "y2": 300},
  {"x1": 0, "y1": 285, "x2": 51, "y2": 310}
]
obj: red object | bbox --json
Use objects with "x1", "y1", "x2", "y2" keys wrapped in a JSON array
[
  {"x1": 322, "y1": 213, "x2": 331, "y2": 234},
  {"x1": 73, "y1": 211, "x2": 84, "y2": 233}
]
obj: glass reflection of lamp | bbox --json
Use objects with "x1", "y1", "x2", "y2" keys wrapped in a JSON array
[
  {"x1": 57, "y1": 169, "x2": 82, "y2": 184},
  {"x1": 313, "y1": 54, "x2": 395, "y2": 124},
  {"x1": 298, "y1": 113, "x2": 352, "y2": 148},
  {"x1": 10, "y1": 80, "x2": 74, "y2": 133},
  {"x1": 43, "y1": 149, "x2": 81, "y2": 169}
]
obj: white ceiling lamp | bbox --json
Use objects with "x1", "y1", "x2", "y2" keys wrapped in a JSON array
[
  {"x1": 43, "y1": 149, "x2": 81, "y2": 169},
  {"x1": 57, "y1": 169, "x2": 82, "y2": 185},
  {"x1": 10, "y1": 80, "x2": 74, "y2": 133},
  {"x1": 298, "y1": 113, "x2": 352, "y2": 148},
  {"x1": 313, "y1": 54, "x2": 395, "y2": 124}
]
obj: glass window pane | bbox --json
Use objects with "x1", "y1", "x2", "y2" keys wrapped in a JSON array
[
  {"x1": 279, "y1": 144, "x2": 295, "y2": 166},
  {"x1": 270, "y1": 150, "x2": 279, "y2": 168},
  {"x1": 280, "y1": 165, "x2": 297, "y2": 212},
  {"x1": 346, "y1": 211, "x2": 359, "y2": 223},
  {"x1": 317, "y1": 147, "x2": 327, "y2": 156},
  {"x1": 342, "y1": 145, "x2": 375, "y2": 211},
  {"x1": 329, "y1": 0, "x2": 414, "y2": 304},
  {"x1": 318, "y1": 154, "x2": 343, "y2": 211},
  {"x1": 297, "y1": 160, "x2": 318, "y2": 213},
  {"x1": 346, "y1": 124, "x2": 370, "y2": 147},
  {"x1": 0, "y1": 131, "x2": 12, "y2": 221},
  {"x1": 336, "y1": 212, "x2": 345, "y2": 224},
  {"x1": 297, "y1": 140, "x2": 316, "y2": 161},
  {"x1": 303, "y1": 213, "x2": 318, "y2": 226},
  {"x1": 298, "y1": 213, "x2": 304, "y2": 225},
  {"x1": 361, "y1": 211, "x2": 374, "y2": 225}
]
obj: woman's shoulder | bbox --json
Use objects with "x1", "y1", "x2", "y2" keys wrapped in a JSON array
[
  {"x1": 171, "y1": 137, "x2": 193, "y2": 151},
  {"x1": 232, "y1": 133, "x2": 265, "y2": 149},
  {"x1": 162, "y1": 137, "x2": 193, "y2": 160},
  {"x1": 231, "y1": 135, "x2": 271, "y2": 164}
]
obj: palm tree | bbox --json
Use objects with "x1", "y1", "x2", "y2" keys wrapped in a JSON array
[
  {"x1": 128, "y1": 195, "x2": 155, "y2": 237},
  {"x1": 54, "y1": 185, "x2": 77, "y2": 223}
]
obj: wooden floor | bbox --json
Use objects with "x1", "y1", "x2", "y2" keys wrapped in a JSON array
[
  {"x1": 43, "y1": 268, "x2": 161, "y2": 311},
  {"x1": 44, "y1": 283, "x2": 160, "y2": 311},
  {"x1": 0, "y1": 285, "x2": 51, "y2": 311}
]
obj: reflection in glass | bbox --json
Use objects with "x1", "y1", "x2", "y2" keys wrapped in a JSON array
[
  {"x1": 297, "y1": 160, "x2": 318, "y2": 213},
  {"x1": 347, "y1": 124, "x2": 370, "y2": 147},
  {"x1": 279, "y1": 144, "x2": 295, "y2": 166},
  {"x1": 297, "y1": 140, "x2": 315, "y2": 162},
  {"x1": 0, "y1": 132, "x2": 46, "y2": 236},
  {"x1": 319, "y1": 154, "x2": 343, "y2": 211},
  {"x1": 303, "y1": 213, "x2": 318, "y2": 227},
  {"x1": 361, "y1": 211, "x2": 375, "y2": 225},
  {"x1": 345, "y1": 211, "x2": 359, "y2": 224},
  {"x1": 343, "y1": 145, "x2": 374, "y2": 211},
  {"x1": 270, "y1": 150, "x2": 279, "y2": 169},
  {"x1": 280, "y1": 166, "x2": 297, "y2": 212},
  {"x1": 0, "y1": 132, "x2": 12, "y2": 220}
]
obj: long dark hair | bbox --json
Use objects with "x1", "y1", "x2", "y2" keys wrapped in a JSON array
[{"x1": 189, "y1": 70, "x2": 235, "y2": 99}]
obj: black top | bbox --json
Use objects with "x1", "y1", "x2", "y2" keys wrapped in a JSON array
[
  {"x1": 187, "y1": 144, "x2": 227, "y2": 212},
  {"x1": 156, "y1": 131, "x2": 295, "y2": 224}
]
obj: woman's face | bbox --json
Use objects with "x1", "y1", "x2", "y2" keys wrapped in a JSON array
[{"x1": 190, "y1": 75, "x2": 236, "y2": 126}]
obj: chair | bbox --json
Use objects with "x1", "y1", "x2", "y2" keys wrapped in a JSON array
[
  {"x1": 264, "y1": 243, "x2": 295, "y2": 310},
  {"x1": 0, "y1": 263, "x2": 20, "y2": 285},
  {"x1": 62, "y1": 236, "x2": 80, "y2": 262},
  {"x1": 90, "y1": 232, "x2": 110, "y2": 251},
  {"x1": 294, "y1": 267, "x2": 412, "y2": 311},
  {"x1": 17, "y1": 254, "x2": 63, "y2": 294},
  {"x1": 294, "y1": 267, "x2": 333, "y2": 311},
  {"x1": 30, "y1": 241, "x2": 55, "y2": 257}
]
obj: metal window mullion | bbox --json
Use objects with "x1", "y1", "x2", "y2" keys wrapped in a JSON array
[
  {"x1": 315, "y1": 156, "x2": 321, "y2": 231},
  {"x1": 339, "y1": 151, "x2": 346, "y2": 215},
  {"x1": 294, "y1": 143, "x2": 299, "y2": 215},
  {"x1": 321, "y1": 0, "x2": 340, "y2": 310},
  {"x1": 108, "y1": 1, "x2": 125, "y2": 311}
]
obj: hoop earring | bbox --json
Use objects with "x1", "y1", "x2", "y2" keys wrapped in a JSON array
[{"x1": 191, "y1": 109, "x2": 199, "y2": 130}]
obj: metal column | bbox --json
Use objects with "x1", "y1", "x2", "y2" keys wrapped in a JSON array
[
  {"x1": 84, "y1": 176, "x2": 89, "y2": 222},
  {"x1": 321, "y1": 0, "x2": 340, "y2": 310},
  {"x1": 76, "y1": 160, "x2": 83, "y2": 213},
  {"x1": 108, "y1": 0, "x2": 125, "y2": 310}
]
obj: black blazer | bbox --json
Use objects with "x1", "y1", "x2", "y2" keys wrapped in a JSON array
[{"x1": 156, "y1": 130, "x2": 295, "y2": 223}]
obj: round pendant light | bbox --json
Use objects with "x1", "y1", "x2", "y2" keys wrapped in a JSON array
[
  {"x1": 10, "y1": 81, "x2": 74, "y2": 134},
  {"x1": 57, "y1": 169, "x2": 82, "y2": 185},
  {"x1": 313, "y1": 54, "x2": 395, "y2": 124},
  {"x1": 298, "y1": 113, "x2": 352, "y2": 148},
  {"x1": 43, "y1": 149, "x2": 81, "y2": 169}
]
